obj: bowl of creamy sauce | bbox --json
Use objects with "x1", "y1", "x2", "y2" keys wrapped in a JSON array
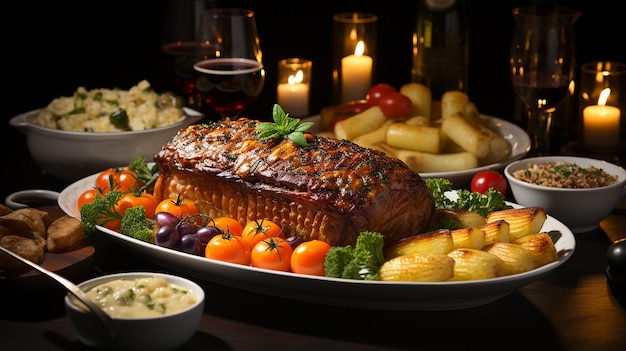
[{"x1": 65, "y1": 272, "x2": 205, "y2": 350}]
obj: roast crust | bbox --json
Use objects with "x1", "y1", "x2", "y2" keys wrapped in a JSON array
[{"x1": 154, "y1": 118, "x2": 434, "y2": 247}]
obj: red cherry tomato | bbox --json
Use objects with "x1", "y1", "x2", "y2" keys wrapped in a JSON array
[
  {"x1": 470, "y1": 171, "x2": 508, "y2": 195},
  {"x1": 378, "y1": 92, "x2": 413, "y2": 119},
  {"x1": 366, "y1": 84, "x2": 397, "y2": 105}
]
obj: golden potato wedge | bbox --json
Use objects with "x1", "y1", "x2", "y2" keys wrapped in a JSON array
[
  {"x1": 0, "y1": 235, "x2": 46, "y2": 270},
  {"x1": 47, "y1": 215, "x2": 85, "y2": 253},
  {"x1": 441, "y1": 90, "x2": 469, "y2": 120},
  {"x1": 479, "y1": 220, "x2": 511, "y2": 245},
  {"x1": 440, "y1": 112, "x2": 491, "y2": 158},
  {"x1": 486, "y1": 207, "x2": 547, "y2": 241},
  {"x1": 393, "y1": 148, "x2": 478, "y2": 173},
  {"x1": 384, "y1": 229, "x2": 453, "y2": 259},
  {"x1": 450, "y1": 227, "x2": 486, "y2": 250},
  {"x1": 513, "y1": 232, "x2": 559, "y2": 267},
  {"x1": 0, "y1": 208, "x2": 48, "y2": 238},
  {"x1": 484, "y1": 243, "x2": 536, "y2": 276},
  {"x1": 429, "y1": 208, "x2": 487, "y2": 230},
  {"x1": 380, "y1": 253, "x2": 455, "y2": 282},
  {"x1": 333, "y1": 106, "x2": 386, "y2": 140},
  {"x1": 448, "y1": 248, "x2": 503, "y2": 281},
  {"x1": 399, "y1": 83, "x2": 432, "y2": 120},
  {"x1": 385, "y1": 123, "x2": 442, "y2": 153},
  {"x1": 351, "y1": 120, "x2": 393, "y2": 149}
]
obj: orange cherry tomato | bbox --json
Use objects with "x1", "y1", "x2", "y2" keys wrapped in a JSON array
[
  {"x1": 290, "y1": 240, "x2": 332, "y2": 276},
  {"x1": 155, "y1": 194, "x2": 199, "y2": 219},
  {"x1": 115, "y1": 191, "x2": 158, "y2": 219},
  {"x1": 77, "y1": 188, "x2": 101, "y2": 210},
  {"x1": 211, "y1": 217, "x2": 243, "y2": 236},
  {"x1": 204, "y1": 232, "x2": 250, "y2": 265},
  {"x1": 241, "y1": 219, "x2": 283, "y2": 249},
  {"x1": 250, "y1": 237, "x2": 293, "y2": 272},
  {"x1": 95, "y1": 168, "x2": 142, "y2": 193}
]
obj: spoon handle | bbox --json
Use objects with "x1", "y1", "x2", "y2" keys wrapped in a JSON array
[{"x1": 0, "y1": 246, "x2": 119, "y2": 341}]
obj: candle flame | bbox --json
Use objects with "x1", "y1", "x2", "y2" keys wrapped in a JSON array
[
  {"x1": 598, "y1": 88, "x2": 611, "y2": 106},
  {"x1": 354, "y1": 41, "x2": 365, "y2": 56},
  {"x1": 288, "y1": 70, "x2": 304, "y2": 85}
]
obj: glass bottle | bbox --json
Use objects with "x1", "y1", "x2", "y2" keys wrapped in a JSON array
[{"x1": 412, "y1": 0, "x2": 469, "y2": 101}]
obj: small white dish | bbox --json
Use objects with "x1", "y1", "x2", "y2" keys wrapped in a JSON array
[
  {"x1": 65, "y1": 272, "x2": 204, "y2": 350},
  {"x1": 505, "y1": 156, "x2": 626, "y2": 233}
]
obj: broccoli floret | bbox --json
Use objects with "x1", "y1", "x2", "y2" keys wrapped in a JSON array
[
  {"x1": 323, "y1": 231, "x2": 385, "y2": 280},
  {"x1": 324, "y1": 246, "x2": 354, "y2": 278},
  {"x1": 120, "y1": 206, "x2": 155, "y2": 243},
  {"x1": 80, "y1": 189, "x2": 123, "y2": 236}
]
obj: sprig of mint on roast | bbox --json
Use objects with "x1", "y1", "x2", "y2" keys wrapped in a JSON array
[{"x1": 256, "y1": 104, "x2": 314, "y2": 147}]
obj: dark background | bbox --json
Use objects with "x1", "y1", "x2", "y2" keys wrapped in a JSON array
[{"x1": 2, "y1": 0, "x2": 625, "y2": 200}]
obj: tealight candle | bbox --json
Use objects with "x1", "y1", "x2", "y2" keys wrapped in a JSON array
[
  {"x1": 341, "y1": 41, "x2": 372, "y2": 103},
  {"x1": 583, "y1": 88, "x2": 621, "y2": 148},
  {"x1": 276, "y1": 58, "x2": 312, "y2": 117},
  {"x1": 277, "y1": 71, "x2": 310, "y2": 117}
]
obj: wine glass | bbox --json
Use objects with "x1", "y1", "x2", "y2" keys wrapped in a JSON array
[
  {"x1": 194, "y1": 8, "x2": 265, "y2": 121},
  {"x1": 510, "y1": 6, "x2": 580, "y2": 155},
  {"x1": 161, "y1": 0, "x2": 215, "y2": 110}
]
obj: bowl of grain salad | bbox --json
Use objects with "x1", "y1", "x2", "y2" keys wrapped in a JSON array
[
  {"x1": 9, "y1": 80, "x2": 204, "y2": 182},
  {"x1": 504, "y1": 156, "x2": 626, "y2": 233}
]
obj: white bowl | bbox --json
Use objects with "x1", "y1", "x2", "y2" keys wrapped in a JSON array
[
  {"x1": 65, "y1": 272, "x2": 204, "y2": 350},
  {"x1": 504, "y1": 156, "x2": 626, "y2": 233},
  {"x1": 9, "y1": 107, "x2": 203, "y2": 182}
]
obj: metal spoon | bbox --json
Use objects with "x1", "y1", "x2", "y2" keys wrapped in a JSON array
[{"x1": 0, "y1": 246, "x2": 119, "y2": 344}]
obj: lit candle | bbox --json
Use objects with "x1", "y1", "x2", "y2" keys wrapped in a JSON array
[
  {"x1": 277, "y1": 70, "x2": 310, "y2": 117},
  {"x1": 583, "y1": 88, "x2": 621, "y2": 148},
  {"x1": 341, "y1": 41, "x2": 372, "y2": 103}
]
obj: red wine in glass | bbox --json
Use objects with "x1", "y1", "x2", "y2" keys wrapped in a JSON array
[
  {"x1": 194, "y1": 58, "x2": 264, "y2": 120},
  {"x1": 512, "y1": 73, "x2": 570, "y2": 111},
  {"x1": 161, "y1": 42, "x2": 199, "y2": 106}
]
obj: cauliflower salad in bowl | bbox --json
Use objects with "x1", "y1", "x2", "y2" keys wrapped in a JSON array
[{"x1": 31, "y1": 80, "x2": 185, "y2": 132}]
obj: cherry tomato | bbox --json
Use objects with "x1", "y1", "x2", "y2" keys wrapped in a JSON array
[
  {"x1": 290, "y1": 240, "x2": 331, "y2": 276},
  {"x1": 470, "y1": 171, "x2": 508, "y2": 195},
  {"x1": 366, "y1": 83, "x2": 397, "y2": 105},
  {"x1": 250, "y1": 237, "x2": 293, "y2": 272},
  {"x1": 211, "y1": 217, "x2": 243, "y2": 236},
  {"x1": 77, "y1": 188, "x2": 101, "y2": 210},
  {"x1": 155, "y1": 194, "x2": 199, "y2": 219},
  {"x1": 378, "y1": 92, "x2": 413, "y2": 119},
  {"x1": 95, "y1": 168, "x2": 142, "y2": 193},
  {"x1": 241, "y1": 219, "x2": 284, "y2": 249},
  {"x1": 115, "y1": 191, "x2": 158, "y2": 219},
  {"x1": 204, "y1": 232, "x2": 250, "y2": 265}
]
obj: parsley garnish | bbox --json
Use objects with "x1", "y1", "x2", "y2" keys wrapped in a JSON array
[{"x1": 256, "y1": 104, "x2": 314, "y2": 147}]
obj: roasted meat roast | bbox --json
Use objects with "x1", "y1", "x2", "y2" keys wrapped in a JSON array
[{"x1": 153, "y1": 118, "x2": 434, "y2": 247}]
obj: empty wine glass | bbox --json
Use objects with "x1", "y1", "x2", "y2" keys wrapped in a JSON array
[
  {"x1": 510, "y1": 6, "x2": 580, "y2": 155},
  {"x1": 194, "y1": 8, "x2": 265, "y2": 121}
]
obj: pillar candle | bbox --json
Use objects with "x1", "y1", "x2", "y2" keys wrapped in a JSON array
[
  {"x1": 277, "y1": 73, "x2": 310, "y2": 117},
  {"x1": 341, "y1": 41, "x2": 372, "y2": 103},
  {"x1": 583, "y1": 88, "x2": 621, "y2": 148}
]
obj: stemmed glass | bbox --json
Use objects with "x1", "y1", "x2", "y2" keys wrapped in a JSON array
[
  {"x1": 160, "y1": 0, "x2": 214, "y2": 110},
  {"x1": 194, "y1": 8, "x2": 265, "y2": 121},
  {"x1": 510, "y1": 6, "x2": 580, "y2": 155}
]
